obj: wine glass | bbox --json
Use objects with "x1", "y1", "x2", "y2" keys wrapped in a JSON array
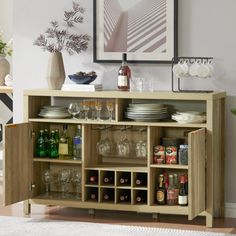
[
  {"x1": 89, "y1": 99, "x2": 96, "y2": 120},
  {"x1": 95, "y1": 99, "x2": 103, "y2": 121},
  {"x1": 106, "y1": 100, "x2": 114, "y2": 121},
  {"x1": 117, "y1": 129, "x2": 131, "y2": 157},
  {"x1": 71, "y1": 170, "x2": 82, "y2": 200},
  {"x1": 135, "y1": 129, "x2": 147, "y2": 158},
  {"x1": 58, "y1": 169, "x2": 71, "y2": 199},
  {"x1": 82, "y1": 100, "x2": 90, "y2": 120},
  {"x1": 97, "y1": 127, "x2": 113, "y2": 155},
  {"x1": 68, "y1": 103, "x2": 80, "y2": 119},
  {"x1": 42, "y1": 169, "x2": 52, "y2": 197}
]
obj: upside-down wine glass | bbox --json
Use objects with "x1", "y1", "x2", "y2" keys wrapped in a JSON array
[{"x1": 135, "y1": 128, "x2": 147, "y2": 158}]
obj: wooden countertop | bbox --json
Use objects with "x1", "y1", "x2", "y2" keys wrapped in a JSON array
[{"x1": 0, "y1": 86, "x2": 13, "y2": 93}]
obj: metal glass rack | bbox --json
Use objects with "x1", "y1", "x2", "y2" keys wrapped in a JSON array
[{"x1": 171, "y1": 57, "x2": 213, "y2": 93}]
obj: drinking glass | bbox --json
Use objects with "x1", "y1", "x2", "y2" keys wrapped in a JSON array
[
  {"x1": 58, "y1": 169, "x2": 71, "y2": 199},
  {"x1": 97, "y1": 128, "x2": 113, "y2": 155},
  {"x1": 90, "y1": 99, "x2": 96, "y2": 120},
  {"x1": 42, "y1": 169, "x2": 52, "y2": 197},
  {"x1": 82, "y1": 100, "x2": 90, "y2": 120},
  {"x1": 95, "y1": 100, "x2": 103, "y2": 121},
  {"x1": 117, "y1": 129, "x2": 131, "y2": 157},
  {"x1": 71, "y1": 170, "x2": 82, "y2": 200},
  {"x1": 106, "y1": 100, "x2": 114, "y2": 121},
  {"x1": 68, "y1": 103, "x2": 80, "y2": 119},
  {"x1": 135, "y1": 129, "x2": 147, "y2": 158}
]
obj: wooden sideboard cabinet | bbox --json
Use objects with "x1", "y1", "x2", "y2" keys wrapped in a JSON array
[{"x1": 3, "y1": 89, "x2": 226, "y2": 227}]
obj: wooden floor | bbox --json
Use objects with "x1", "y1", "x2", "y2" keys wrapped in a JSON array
[{"x1": 0, "y1": 177, "x2": 235, "y2": 234}]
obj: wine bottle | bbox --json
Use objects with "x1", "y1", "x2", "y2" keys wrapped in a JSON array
[
  {"x1": 103, "y1": 190, "x2": 113, "y2": 201},
  {"x1": 135, "y1": 174, "x2": 147, "y2": 186},
  {"x1": 59, "y1": 124, "x2": 72, "y2": 159},
  {"x1": 119, "y1": 193, "x2": 130, "y2": 202},
  {"x1": 89, "y1": 175, "x2": 98, "y2": 184},
  {"x1": 156, "y1": 174, "x2": 166, "y2": 205},
  {"x1": 90, "y1": 193, "x2": 97, "y2": 200},
  {"x1": 118, "y1": 53, "x2": 131, "y2": 91},
  {"x1": 178, "y1": 175, "x2": 188, "y2": 206},
  {"x1": 136, "y1": 192, "x2": 147, "y2": 203},
  {"x1": 103, "y1": 176, "x2": 114, "y2": 184}
]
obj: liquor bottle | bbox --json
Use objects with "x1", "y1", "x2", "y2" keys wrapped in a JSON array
[
  {"x1": 54, "y1": 129, "x2": 59, "y2": 149},
  {"x1": 58, "y1": 124, "x2": 72, "y2": 159},
  {"x1": 73, "y1": 125, "x2": 82, "y2": 160},
  {"x1": 49, "y1": 130, "x2": 59, "y2": 158},
  {"x1": 184, "y1": 174, "x2": 188, "y2": 194},
  {"x1": 36, "y1": 130, "x2": 46, "y2": 157},
  {"x1": 178, "y1": 175, "x2": 188, "y2": 206},
  {"x1": 136, "y1": 191, "x2": 147, "y2": 203},
  {"x1": 173, "y1": 173, "x2": 179, "y2": 202},
  {"x1": 156, "y1": 174, "x2": 166, "y2": 205},
  {"x1": 118, "y1": 53, "x2": 131, "y2": 91},
  {"x1": 167, "y1": 174, "x2": 178, "y2": 205}
]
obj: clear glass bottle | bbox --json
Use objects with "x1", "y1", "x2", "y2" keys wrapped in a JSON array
[
  {"x1": 73, "y1": 125, "x2": 82, "y2": 160},
  {"x1": 58, "y1": 124, "x2": 71, "y2": 159},
  {"x1": 118, "y1": 53, "x2": 131, "y2": 91}
]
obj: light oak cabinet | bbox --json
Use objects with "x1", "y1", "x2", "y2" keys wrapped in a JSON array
[{"x1": 3, "y1": 89, "x2": 225, "y2": 227}]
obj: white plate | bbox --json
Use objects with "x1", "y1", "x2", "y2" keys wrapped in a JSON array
[{"x1": 38, "y1": 113, "x2": 71, "y2": 119}]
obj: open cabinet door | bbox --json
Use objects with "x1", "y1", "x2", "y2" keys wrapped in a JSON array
[
  {"x1": 188, "y1": 128, "x2": 206, "y2": 220},
  {"x1": 3, "y1": 123, "x2": 33, "y2": 206}
]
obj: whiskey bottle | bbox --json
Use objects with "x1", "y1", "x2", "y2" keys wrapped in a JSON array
[
  {"x1": 156, "y1": 174, "x2": 166, "y2": 205},
  {"x1": 118, "y1": 53, "x2": 131, "y2": 91},
  {"x1": 58, "y1": 124, "x2": 71, "y2": 159},
  {"x1": 178, "y1": 175, "x2": 188, "y2": 206}
]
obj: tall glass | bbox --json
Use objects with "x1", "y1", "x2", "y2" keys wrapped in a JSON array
[
  {"x1": 82, "y1": 100, "x2": 90, "y2": 120},
  {"x1": 71, "y1": 170, "x2": 82, "y2": 200},
  {"x1": 42, "y1": 169, "x2": 52, "y2": 197},
  {"x1": 58, "y1": 169, "x2": 71, "y2": 199},
  {"x1": 106, "y1": 100, "x2": 114, "y2": 121},
  {"x1": 95, "y1": 100, "x2": 103, "y2": 121}
]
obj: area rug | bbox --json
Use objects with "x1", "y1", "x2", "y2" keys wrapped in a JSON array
[{"x1": 0, "y1": 216, "x2": 234, "y2": 236}]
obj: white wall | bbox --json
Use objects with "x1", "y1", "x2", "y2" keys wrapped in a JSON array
[{"x1": 13, "y1": 0, "x2": 236, "y2": 204}]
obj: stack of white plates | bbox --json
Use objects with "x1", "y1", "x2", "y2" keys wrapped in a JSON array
[
  {"x1": 171, "y1": 111, "x2": 206, "y2": 124},
  {"x1": 125, "y1": 103, "x2": 169, "y2": 122},
  {"x1": 38, "y1": 106, "x2": 71, "y2": 119}
]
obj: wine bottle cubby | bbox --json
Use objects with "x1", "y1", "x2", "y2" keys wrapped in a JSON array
[{"x1": 3, "y1": 89, "x2": 225, "y2": 227}]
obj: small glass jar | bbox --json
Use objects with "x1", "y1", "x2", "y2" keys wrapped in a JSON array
[{"x1": 178, "y1": 145, "x2": 188, "y2": 165}]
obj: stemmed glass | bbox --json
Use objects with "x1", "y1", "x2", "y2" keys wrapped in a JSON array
[
  {"x1": 97, "y1": 127, "x2": 113, "y2": 155},
  {"x1": 58, "y1": 169, "x2": 71, "y2": 199},
  {"x1": 71, "y1": 170, "x2": 82, "y2": 200},
  {"x1": 68, "y1": 103, "x2": 80, "y2": 119},
  {"x1": 135, "y1": 129, "x2": 147, "y2": 158},
  {"x1": 106, "y1": 100, "x2": 114, "y2": 121},
  {"x1": 90, "y1": 99, "x2": 96, "y2": 120},
  {"x1": 82, "y1": 100, "x2": 90, "y2": 120},
  {"x1": 95, "y1": 100, "x2": 103, "y2": 121},
  {"x1": 42, "y1": 169, "x2": 53, "y2": 197},
  {"x1": 117, "y1": 128, "x2": 131, "y2": 157}
]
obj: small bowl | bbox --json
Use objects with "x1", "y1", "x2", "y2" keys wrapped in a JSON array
[{"x1": 68, "y1": 74, "x2": 97, "y2": 84}]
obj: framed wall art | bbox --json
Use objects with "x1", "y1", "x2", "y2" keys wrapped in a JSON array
[{"x1": 93, "y1": 0, "x2": 178, "y2": 63}]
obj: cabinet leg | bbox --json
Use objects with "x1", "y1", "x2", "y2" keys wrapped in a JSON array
[
  {"x1": 152, "y1": 213, "x2": 160, "y2": 222},
  {"x1": 88, "y1": 209, "x2": 95, "y2": 216},
  {"x1": 206, "y1": 213, "x2": 213, "y2": 228},
  {"x1": 23, "y1": 200, "x2": 31, "y2": 215}
]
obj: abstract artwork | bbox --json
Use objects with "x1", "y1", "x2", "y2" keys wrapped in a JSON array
[{"x1": 93, "y1": 0, "x2": 178, "y2": 63}]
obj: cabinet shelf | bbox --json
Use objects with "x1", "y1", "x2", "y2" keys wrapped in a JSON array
[
  {"x1": 150, "y1": 164, "x2": 189, "y2": 170},
  {"x1": 85, "y1": 164, "x2": 147, "y2": 172},
  {"x1": 33, "y1": 158, "x2": 82, "y2": 164}
]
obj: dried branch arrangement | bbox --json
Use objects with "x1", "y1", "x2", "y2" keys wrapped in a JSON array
[{"x1": 34, "y1": 1, "x2": 90, "y2": 55}]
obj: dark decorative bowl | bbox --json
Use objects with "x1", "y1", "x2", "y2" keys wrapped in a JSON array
[{"x1": 68, "y1": 74, "x2": 97, "y2": 84}]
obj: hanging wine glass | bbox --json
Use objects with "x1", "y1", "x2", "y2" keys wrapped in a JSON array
[
  {"x1": 117, "y1": 128, "x2": 131, "y2": 157},
  {"x1": 135, "y1": 128, "x2": 147, "y2": 158},
  {"x1": 71, "y1": 170, "x2": 82, "y2": 200},
  {"x1": 68, "y1": 103, "x2": 80, "y2": 119}
]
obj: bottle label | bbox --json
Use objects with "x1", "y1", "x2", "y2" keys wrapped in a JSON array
[
  {"x1": 59, "y1": 143, "x2": 69, "y2": 155},
  {"x1": 178, "y1": 195, "x2": 188, "y2": 205},
  {"x1": 74, "y1": 137, "x2": 81, "y2": 145},
  {"x1": 118, "y1": 75, "x2": 128, "y2": 86},
  {"x1": 156, "y1": 190, "x2": 164, "y2": 202}
]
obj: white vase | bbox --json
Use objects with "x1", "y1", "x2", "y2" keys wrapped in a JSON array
[
  {"x1": 46, "y1": 52, "x2": 65, "y2": 90},
  {"x1": 0, "y1": 54, "x2": 10, "y2": 86}
]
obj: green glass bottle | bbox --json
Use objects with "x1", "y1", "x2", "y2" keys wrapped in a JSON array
[
  {"x1": 36, "y1": 130, "x2": 46, "y2": 157},
  {"x1": 44, "y1": 128, "x2": 50, "y2": 156},
  {"x1": 49, "y1": 130, "x2": 59, "y2": 158}
]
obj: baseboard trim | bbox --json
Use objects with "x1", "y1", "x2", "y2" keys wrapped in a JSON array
[{"x1": 225, "y1": 203, "x2": 236, "y2": 218}]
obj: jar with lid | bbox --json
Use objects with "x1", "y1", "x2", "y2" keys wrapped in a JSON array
[{"x1": 178, "y1": 145, "x2": 188, "y2": 165}]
